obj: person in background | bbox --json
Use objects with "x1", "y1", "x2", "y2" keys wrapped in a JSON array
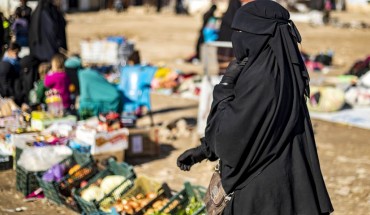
[
  {"x1": 0, "y1": 12, "x2": 4, "y2": 57},
  {"x1": 0, "y1": 61, "x2": 18, "y2": 101},
  {"x1": 44, "y1": 54, "x2": 71, "y2": 110},
  {"x1": 14, "y1": 0, "x2": 32, "y2": 24},
  {"x1": 29, "y1": 0, "x2": 67, "y2": 61},
  {"x1": 217, "y1": 0, "x2": 241, "y2": 74},
  {"x1": 64, "y1": 55, "x2": 83, "y2": 111},
  {"x1": 186, "y1": 3, "x2": 218, "y2": 63},
  {"x1": 12, "y1": 11, "x2": 29, "y2": 47},
  {"x1": 20, "y1": 55, "x2": 40, "y2": 104},
  {"x1": 175, "y1": 0, "x2": 188, "y2": 14},
  {"x1": 29, "y1": 62, "x2": 50, "y2": 107},
  {"x1": 3, "y1": 42, "x2": 21, "y2": 74},
  {"x1": 78, "y1": 66, "x2": 122, "y2": 119},
  {"x1": 0, "y1": 13, "x2": 11, "y2": 51},
  {"x1": 0, "y1": 43, "x2": 22, "y2": 104}
]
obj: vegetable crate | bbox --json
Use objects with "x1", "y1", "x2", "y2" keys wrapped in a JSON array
[
  {"x1": 36, "y1": 151, "x2": 97, "y2": 212},
  {"x1": 16, "y1": 165, "x2": 42, "y2": 196},
  {"x1": 157, "y1": 182, "x2": 207, "y2": 215},
  {"x1": 74, "y1": 159, "x2": 136, "y2": 214},
  {"x1": 123, "y1": 179, "x2": 175, "y2": 215},
  {"x1": 0, "y1": 154, "x2": 13, "y2": 171},
  {"x1": 85, "y1": 181, "x2": 207, "y2": 215}
]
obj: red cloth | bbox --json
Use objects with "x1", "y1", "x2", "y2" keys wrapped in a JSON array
[{"x1": 44, "y1": 71, "x2": 71, "y2": 109}]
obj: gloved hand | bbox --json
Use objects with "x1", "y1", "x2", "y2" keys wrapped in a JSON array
[
  {"x1": 221, "y1": 58, "x2": 248, "y2": 85},
  {"x1": 177, "y1": 146, "x2": 207, "y2": 171}
]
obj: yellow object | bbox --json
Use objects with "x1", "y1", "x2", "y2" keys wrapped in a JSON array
[
  {"x1": 31, "y1": 111, "x2": 49, "y2": 120},
  {"x1": 68, "y1": 164, "x2": 81, "y2": 175},
  {"x1": 154, "y1": 68, "x2": 171, "y2": 79},
  {"x1": 3, "y1": 21, "x2": 9, "y2": 29}
]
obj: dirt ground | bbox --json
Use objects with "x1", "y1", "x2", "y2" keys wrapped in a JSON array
[{"x1": 1, "y1": 7, "x2": 370, "y2": 215}]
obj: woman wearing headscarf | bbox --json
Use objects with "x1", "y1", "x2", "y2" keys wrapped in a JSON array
[
  {"x1": 217, "y1": 0, "x2": 241, "y2": 74},
  {"x1": 177, "y1": 1, "x2": 334, "y2": 214},
  {"x1": 29, "y1": 0, "x2": 67, "y2": 62},
  {"x1": 78, "y1": 67, "x2": 122, "y2": 119}
]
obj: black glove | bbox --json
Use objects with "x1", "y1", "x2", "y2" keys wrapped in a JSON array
[
  {"x1": 221, "y1": 58, "x2": 248, "y2": 85},
  {"x1": 177, "y1": 146, "x2": 207, "y2": 171}
]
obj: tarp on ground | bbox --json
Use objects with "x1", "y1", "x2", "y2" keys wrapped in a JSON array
[{"x1": 310, "y1": 107, "x2": 370, "y2": 130}]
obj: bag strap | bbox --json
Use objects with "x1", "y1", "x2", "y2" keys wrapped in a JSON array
[{"x1": 215, "y1": 160, "x2": 234, "y2": 201}]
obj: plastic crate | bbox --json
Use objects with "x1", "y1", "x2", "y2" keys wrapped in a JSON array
[
  {"x1": 82, "y1": 182, "x2": 206, "y2": 215},
  {"x1": 36, "y1": 151, "x2": 96, "y2": 212},
  {"x1": 0, "y1": 154, "x2": 13, "y2": 171},
  {"x1": 74, "y1": 159, "x2": 136, "y2": 214},
  {"x1": 16, "y1": 165, "x2": 42, "y2": 196},
  {"x1": 158, "y1": 182, "x2": 207, "y2": 215},
  {"x1": 128, "y1": 182, "x2": 174, "y2": 215}
]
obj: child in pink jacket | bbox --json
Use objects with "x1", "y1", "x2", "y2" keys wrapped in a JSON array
[{"x1": 44, "y1": 54, "x2": 71, "y2": 109}]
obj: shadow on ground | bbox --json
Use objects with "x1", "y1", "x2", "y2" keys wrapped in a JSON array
[{"x1": 125, "y1": 143, "x2": 177, "y2": 166}]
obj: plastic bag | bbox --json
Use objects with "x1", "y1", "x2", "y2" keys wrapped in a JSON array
[
  {"x1": 17, "y1": 145, "x2": 72, "y2": 172},
  {"x1": 360, "y1": 70, "x2": 370, "y2": 88},
  {"x1": 345, "y1": 87, "x2": 370, "y2": 107}
]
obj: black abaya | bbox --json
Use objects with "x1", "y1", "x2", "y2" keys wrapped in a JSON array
[
  {"x1": 0, "y1": 61, "x2": 23, "y2": 105},
  {"x1": 201, "y1": 1, "x2": 334, "y2": 214},
  {"x1": 29, "y1": 0, "x2": 67, "y2": 61},
  {"x1": 20, "y1": 55, "x2": 40, "y2": 103}
]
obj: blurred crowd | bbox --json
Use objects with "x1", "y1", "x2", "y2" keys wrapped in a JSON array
[{"x1": 0, "y1": 0, "x2": 68, "y2": 112}]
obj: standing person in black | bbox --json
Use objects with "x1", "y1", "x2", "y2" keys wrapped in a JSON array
[
  {"x1": 29, "y1": 0, "x2": 67, "y2": 62},
  {"x1": 177, "y1": 1, "x2": 334, "y2": 214},
  {"x1": 15, "y1": 0, "x2": 32, "y2": 24},
  {"x1": 186, "y1": 4, "x2": 217, "y2": 63},
  {"x1": 217, "y1": 0, "x2": 241, "y2": 74},
  {"x1": 0, "y1": 44, "x2": 23, "y2": 104},
  {"x1": 20, "y1": 55, "x2": 40, "y2": 104}
]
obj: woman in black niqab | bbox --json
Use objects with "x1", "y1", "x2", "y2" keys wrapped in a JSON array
[
  {"x1": 29, "y1": 0, "x2": 67, "y2": 61},
  {"x1": 177, "y1": 1, "x2": 334, "y2": 214}
]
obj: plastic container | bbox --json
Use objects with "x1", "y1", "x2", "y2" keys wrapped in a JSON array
[
  {"x1": 74, "y1": 160, "x2": 136, "y2": 214},
  {"x1": 16, "y1": 165, "x2": 42, "y2": 196},
  {"x1": 36, "y1": 152, "x2": 96, "y2": 212},
  {"x1": 0, "y1": 154, "x2": 13, "y2": 171},
  {"x1": 84, "y1": 181, "x2": 206, "y2": 215}
]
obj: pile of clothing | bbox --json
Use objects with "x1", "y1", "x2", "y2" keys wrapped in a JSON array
[
  {"x1": 302, "y1": 50, "x2": 333, "y2": 73},
  {"x1": 151, "y1": 68, "x2": 202, "y2": 99},
  {"x1": 344, "y1": 56, "x2": 370, "y2": 106}
]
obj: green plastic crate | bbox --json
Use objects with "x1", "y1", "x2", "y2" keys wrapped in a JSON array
[
  {"x1": 36, "y1": 152, "x2": 96, "y2": 212},
  {"x1": 83, "y1": 182, "x2": 206, "y2": 215},
  {"x1": 0, "y1": 154, "x2": 13, "y2": 171},
  {"x1": 16, "y1": 165, "x2": 42, "y2": 196},
  {"x1": 74, "y1": 159, "x2": 136, "y2": 214},
  {"x1": 158, "y1": 182, "x2": 207, "y2": 215}
]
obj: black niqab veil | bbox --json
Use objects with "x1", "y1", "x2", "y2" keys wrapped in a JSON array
[{"x1": 201, "y1": 1, "x2": 333, "y2": 214}]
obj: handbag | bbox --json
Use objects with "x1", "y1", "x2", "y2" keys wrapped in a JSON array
[{"x1": 204, "y1": 163, "x2": 233, "y2": 215}]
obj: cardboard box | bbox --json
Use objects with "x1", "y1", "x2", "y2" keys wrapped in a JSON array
[
  {"x1": 76, "y1": 127, "x2": 129, "y2": 155},
  {"x1": 93, "y1": 150, "x2": 125, "y2": 166},
  {"x1": 126, "y1": 127, "x2": 160, "y2": 158},
  {"x1": 31, "y1": 115, "x2": 77, "y2": 131}
]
